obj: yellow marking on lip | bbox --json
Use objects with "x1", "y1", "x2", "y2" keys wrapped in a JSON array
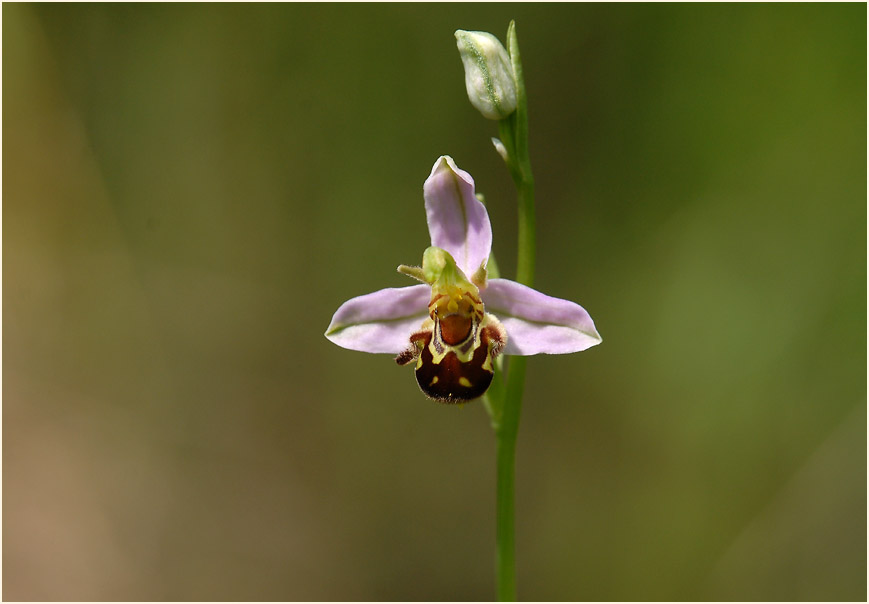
[
  {"x1": 458, "y1": 377, "x2": 472, "y2": 388},
  {"x1": 430, "y1": 376, "x2": 439, "y2": 386}
]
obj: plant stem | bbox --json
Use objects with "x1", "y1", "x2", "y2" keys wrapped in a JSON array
[
  {"x1": 493, "y1": 168, "x2": 534, "y2": 600},
  {"x1": 495, "y1": 354, "x2": 526, "y2": 600},
  {"x1": 493, "y1": 20, "x2": 535, "y2": 602}
]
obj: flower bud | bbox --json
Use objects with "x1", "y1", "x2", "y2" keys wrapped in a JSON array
[{"x1": 455, "y1": 30, "x2": 517, "y2": 120}]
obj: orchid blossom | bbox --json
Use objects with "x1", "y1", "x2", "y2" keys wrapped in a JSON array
[{"x1": 325, "y1": 156, "x2": 601, "y2": 403}]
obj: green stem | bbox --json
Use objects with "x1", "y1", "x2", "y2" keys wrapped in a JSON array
[
  {"x1": 493, "y1": 20, "x2": 535, "y2": 602},
  {"x1": 495, "y1": 355, "x2": 526, "y2": 600},
  {"x1": 514, "y1": 177, "x2": 536, "y2": 287}
]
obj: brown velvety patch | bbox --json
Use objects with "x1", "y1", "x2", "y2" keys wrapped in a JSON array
[{"x1": 414, "y1": 331, "x2": 494, "y2": 403}]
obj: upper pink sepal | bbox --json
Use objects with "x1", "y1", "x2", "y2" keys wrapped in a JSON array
[{"x1": 424, "y1": 156, "x2": 493, "y2": 278}]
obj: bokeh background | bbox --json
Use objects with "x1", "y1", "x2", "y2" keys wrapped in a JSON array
[{"x1": 4, "y1": 3, "x2": 866, "y2": 601}]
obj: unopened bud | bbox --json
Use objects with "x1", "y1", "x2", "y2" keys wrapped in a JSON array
[{"x1": 455, "y1": 30, "x2": 517, "y2": 120}]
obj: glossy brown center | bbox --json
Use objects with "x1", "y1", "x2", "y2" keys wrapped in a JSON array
[{"x1": 439, "y1": 314, "x2": 473, "y2": 345}]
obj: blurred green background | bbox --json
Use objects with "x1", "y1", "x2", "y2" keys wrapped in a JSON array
[{"x1": 3, "y1": 3, "x2": 866, "y2": 601}]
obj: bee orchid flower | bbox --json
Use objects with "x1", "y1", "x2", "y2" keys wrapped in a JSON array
[{"x1": 325, "y1": 156, "x2": 601, "y2": 403}]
